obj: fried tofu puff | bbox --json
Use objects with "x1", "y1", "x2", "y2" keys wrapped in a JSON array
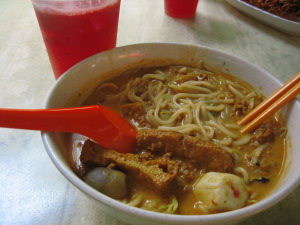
[{"x1": 193, "y1": 172, "x2": 249, "y2": 212}]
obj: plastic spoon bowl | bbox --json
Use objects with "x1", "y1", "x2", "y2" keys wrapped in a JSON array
[{"x1": 0, "y1": 105, "x2": 137, "y2": 153}]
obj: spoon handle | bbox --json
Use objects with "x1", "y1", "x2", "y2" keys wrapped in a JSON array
[
  {"x1": 0, "y1": 105, "x2": 136, "y2": 153},
  {"x1": 0, "y1": 105, "x2": 98, "y2": 132}
]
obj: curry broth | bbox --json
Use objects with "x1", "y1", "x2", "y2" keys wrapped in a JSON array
[{"x1": 68, "y1": 65, "x2": 287, "y2": 215}]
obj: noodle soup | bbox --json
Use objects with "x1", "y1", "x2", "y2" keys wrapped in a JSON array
[{"x1": 68, "y1": 64, "x2": 286, "y2": 215}]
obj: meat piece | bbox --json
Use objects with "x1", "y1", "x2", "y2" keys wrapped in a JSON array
[
  {"x1": 121, "y1": 101, "x2": 144, "y2": 118},
  {"x1": 121, "y1": 102, "x2": 152, "y2": 127},
  {"x1": 232, "y1": 99, "x2": 250, "y2": 117},
  {"x1": 257, "y1": 152, "x2": 278, "y2": 172},
  {"x1": 136, "y1": 129, "x2": 233, "y2": 172},
  {"x1": 174, "y1": 73, "x2": 208, "y2": 84},
  {"x1": 252, "y1": 121, "x2": 276, "y2": 144},
  {"x1": 175, "y1": 159, "x2": 198, "y2": 190},
  {"x1": 80, "y1": 139, "x2": 178, "y2": 193}
]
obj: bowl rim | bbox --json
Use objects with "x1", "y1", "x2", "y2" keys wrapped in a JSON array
[{"x1": 42, "y1": 42, "x2": 300, "y2": 223}]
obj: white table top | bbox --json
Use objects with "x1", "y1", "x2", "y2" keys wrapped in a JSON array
[{"x1": 0, "y1": 0, "x2": 299, "y2": 224}]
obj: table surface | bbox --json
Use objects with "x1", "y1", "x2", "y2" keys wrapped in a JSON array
[{"x1": 0, "y1": 0, "x2": 299, "y2": 225}]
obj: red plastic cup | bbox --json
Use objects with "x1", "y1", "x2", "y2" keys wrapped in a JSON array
[
  {"x1": 32, "y1": 0, "x2": 121, "y2": 79},
  {"x1": 164, "y1": 0, "x2": 199, "y2": 19}
]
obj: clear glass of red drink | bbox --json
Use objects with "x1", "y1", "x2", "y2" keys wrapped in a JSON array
[
  {"x1": 164, "y1": 0, "x2": 199, "y2": 19},
  {"x1": 32, "y1": 0, "x2": 121, "y2": 79}
]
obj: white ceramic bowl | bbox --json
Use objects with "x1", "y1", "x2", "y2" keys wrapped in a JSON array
[{"x1": 42, "y1": 43, "x2": 300, "y2": 225}]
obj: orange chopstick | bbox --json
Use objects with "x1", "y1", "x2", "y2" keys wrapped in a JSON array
[
  {"x1": 238, "y1": 72, "x2": 300, "y2": 126},
  {"x1": 239, "y1": 72, "x2": 300, "y2": 134}
]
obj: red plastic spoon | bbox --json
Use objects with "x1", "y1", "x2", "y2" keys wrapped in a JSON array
[{"x1": 0, "y1": 105, "x2": 137, "y2": 153}]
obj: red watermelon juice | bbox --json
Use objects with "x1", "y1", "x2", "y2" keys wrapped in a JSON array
[{"x1": 32, "y1": 0, "x2": 121, "y2": 79}]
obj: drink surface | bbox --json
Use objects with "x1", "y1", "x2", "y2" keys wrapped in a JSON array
[{"x1": 33, "y1": 0, "x2": 121, "y2": 79}]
